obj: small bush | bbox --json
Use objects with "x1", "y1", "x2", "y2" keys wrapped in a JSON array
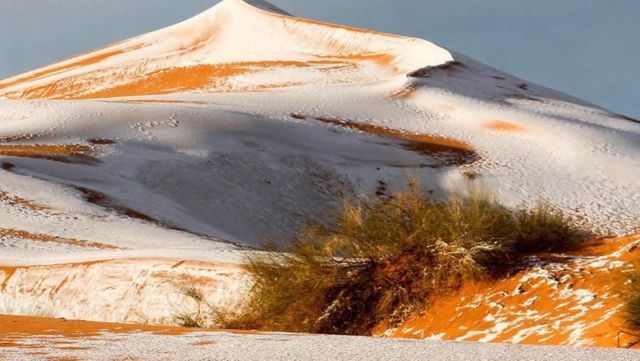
[
  {"x1": 623, "y1": 270, "x2": 640, "y2": 332},
  {"x1": 172, "y1": 281, "x2": 209, "y2": 328},
  {"x1": 220, "y1": 183, "x2": 589, "y2": 335},
  {"x1": 512, "y1": 202, "x2": 586, "y2": 253}
]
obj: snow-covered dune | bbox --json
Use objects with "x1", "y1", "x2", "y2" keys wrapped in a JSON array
[
  {"x1": 0, "y1": 0, "x2": 452, "y2": 99},
  {"x1": 0, "y1": 0, "x2": 639, "y2": 347}
]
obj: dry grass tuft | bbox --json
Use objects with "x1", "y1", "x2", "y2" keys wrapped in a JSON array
[
  {"x1": 623, "y1": 268, "x2": 640, "y2": 333},
  {"x1": 172, "y1": 281, "x2": 209, "y2": 328},
  {"x1": 218, "y1": 182, "x2": 589, "y2": 335},
  {"x1": 512, "y1": 201, "x2": 586, "y2": 253}
]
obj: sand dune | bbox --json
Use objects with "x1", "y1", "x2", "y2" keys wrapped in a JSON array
[{"x1": 0, "y1": 0, "x2": 639, "y2": 352}]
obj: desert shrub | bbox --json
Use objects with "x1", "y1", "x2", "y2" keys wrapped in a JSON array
[
  {"x1": 619, "y1": 262, "x2": 640, "y2": 348},
  {"x1": 512, "y1": 201, "x2": 587, "y2": 253},
  {"x1": 220, "y1": 183, "x2": 589, "y2": 335},
  {"x1": 172, "y1": 281, "x2": 209, "y2": 328},
  {"x1": 623, "y1": 270, "x2": 640, "y2": 332}
]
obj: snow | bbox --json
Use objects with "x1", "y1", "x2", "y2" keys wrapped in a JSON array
[
  {"x1": 2, "y1": 329, "x2": 640, "y2": 361},
  {"x1": 0, "y1": 258, "x2": 248, "y2": 324}
]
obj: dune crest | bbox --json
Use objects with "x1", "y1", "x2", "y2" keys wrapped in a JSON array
[{"x1": 0, "y1": 0, "x2": 453, "y2": 99}]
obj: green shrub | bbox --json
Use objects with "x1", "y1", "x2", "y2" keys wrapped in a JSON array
[{"x1": 220, "y1": 183, "x2": 589, "y2": 335}]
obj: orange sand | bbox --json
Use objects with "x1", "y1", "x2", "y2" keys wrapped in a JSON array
[
  {"x1": 0, "y1": 314, "x2": 188, "y2": 337},
  {"x1": 485, "y1": 120, "x2": 525, "y2": 132},
  {"x1": 0, "y1": 48, "x2": 134, "y2": 91},
  {"x1": 390, "y1": 84, "x2": 419, "y2": 99},
  {"x1": 0, "y1": 8, "x2": 411, "y2": 101},
  {"x1": 0, "y1": 228, "x2": 121, "y2": 250},
  {"x1": 5, "y1": 57, "x2": 389, "y2": 99},
  {"x1": 292, "y1": 114, "x2": 477, "y2": 165},
  {"x1": 0, "y1": 192, "x2": 52, "y2": 212},
  {"x1": 0, "y1": 144, "x2": 96, "y2": 164},
  {"x1": 378, "y1": 235, "x2": 640, "y2": 348}
]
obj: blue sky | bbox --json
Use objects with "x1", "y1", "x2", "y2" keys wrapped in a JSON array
[{"x1": 1, "y1": 0, "x2": 637, "y2": 118}]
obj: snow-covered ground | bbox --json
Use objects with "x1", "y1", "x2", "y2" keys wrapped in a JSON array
[
  {"x1": 0, "y1": 0, "x2": 638, "y2": 347},
  {"x1": 1, "y1": 315, "x2": 639, "y2": 361},
  {"x1": 4, "y1": 332, "x2": 640, "y2": 361}
]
